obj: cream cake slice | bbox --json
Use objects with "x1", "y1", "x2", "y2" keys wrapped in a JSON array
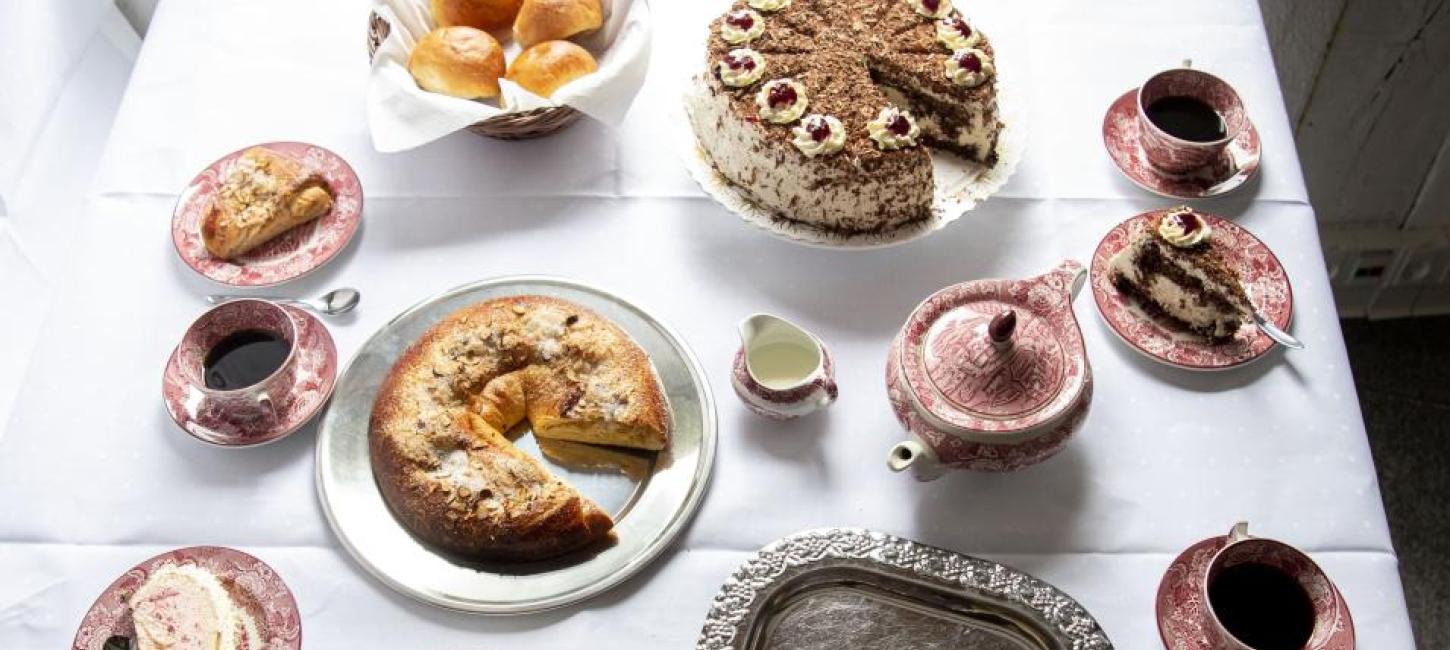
[
  {"x1": 1109, "y1": 207, "x2": 1253, "y2": 340},
  {"x1": 128, "y1": 564, "x2": 258, "y2": 650}
]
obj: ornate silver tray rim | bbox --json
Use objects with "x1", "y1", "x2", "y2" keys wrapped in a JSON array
[{"x1": 697, "y1": 528, "x2": 1114, "y2": 650}]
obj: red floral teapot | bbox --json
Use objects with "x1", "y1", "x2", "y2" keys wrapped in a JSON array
[{"x1": 885, "y1": 260, "x2": 1093, "y2": 479}]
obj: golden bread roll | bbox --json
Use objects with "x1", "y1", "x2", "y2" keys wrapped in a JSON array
[
  {"x1": 506, "y1": 41, "x2": 599, "y2": 98},
  {"x1": 513, "y1": 0, "x2": 603, "y2": 47},
  {"x1": 202, "y1": 147, "x2": 334, "y2": 260},
  {"x1": 430, "y1": 0, "x2": 524, "y2": 31},
  {"x1": 408, "y1": 27, "x2": 506, "y2": 99}
]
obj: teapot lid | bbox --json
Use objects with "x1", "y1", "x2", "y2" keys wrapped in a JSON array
[{"x1": 898, "y1": 261, "x2": 1090, "y2": 438}]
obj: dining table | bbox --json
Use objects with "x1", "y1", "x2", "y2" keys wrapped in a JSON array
[{"x1": 0, "y1": 0, "x2": 1420, "y2": 648}]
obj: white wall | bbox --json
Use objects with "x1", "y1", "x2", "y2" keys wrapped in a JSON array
[{"x1": 1261, "y1": 0, "x2": 1450, "y2": 229}]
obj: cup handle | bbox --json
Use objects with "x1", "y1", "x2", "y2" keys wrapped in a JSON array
[
  {"x1": 1227, "y1": 521, "x2": 1251, "y2": 544},
  {"x1": 258, "y1": 392, "x2": 280, "y2": 421},
  {"x1": 816, "y1": 377, "x2": 839, "y2": 407}
]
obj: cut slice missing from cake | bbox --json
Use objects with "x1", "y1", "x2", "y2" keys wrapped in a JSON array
[{"x1": 1109, "y1": 207, "x2": 1254, "y2": 341}]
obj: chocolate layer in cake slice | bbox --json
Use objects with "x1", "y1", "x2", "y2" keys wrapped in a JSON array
[
  {"x1": 871, "y1": 49, "x2": 1001, "y2": 164},
  {"x1": 1109, "y1": 210, "x2": 1253, "y2": 341}
]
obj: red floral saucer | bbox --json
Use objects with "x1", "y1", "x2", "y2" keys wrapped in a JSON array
[
  {"x1": 162, "y1": 304, "x2": 337, "y2": 447},
  {"x1": 1103, "y1": 90, "x2": 1261, "y2": 199},
  {"x1": 72, "y1": 546, "x2": 302, "y2": 650},
  {"x1": 171, "y1": 141, "x2": 363, "y2": 287},
  {"x1": 1090, "y1": 209, "x2": 1292, "y2": 371},
  {"x1": 1157, "y1": 535, "x2": 1355, "y2": 650}
]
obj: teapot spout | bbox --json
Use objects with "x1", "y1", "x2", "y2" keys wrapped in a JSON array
[{"x1": 887, "y1": 440, "x2": 946, "y2": 481}]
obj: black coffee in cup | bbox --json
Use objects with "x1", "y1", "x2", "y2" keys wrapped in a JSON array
[
  {"x1": 203, "y1": 329, "x2": 290, "y2": 390},
  {"x1": 1207, "y1": 562, "x2": 1315, "y2": 650},
  {"x1": 1145, "y1": 96, "x2": 1227, "y2": 142}
]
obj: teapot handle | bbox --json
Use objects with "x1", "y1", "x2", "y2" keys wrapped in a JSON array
[{"x1": 1053, "y1": 259, "x2": 1088, "y2": 300}]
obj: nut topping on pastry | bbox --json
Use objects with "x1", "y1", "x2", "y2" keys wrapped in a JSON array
[{"x1": 202, "y1": 147, "x2": 333, "y2": 260}]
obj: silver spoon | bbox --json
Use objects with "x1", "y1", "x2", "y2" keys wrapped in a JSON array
[
  {"x1": 1245, "y1": 284, "x2": 1303, "y2": 350},
  {"x1": 1253, "y1": 311, "x2": 1304, "y2": 350},
  {"x1": 206, "y1": 287, "x2": 360, "y2": 316}
]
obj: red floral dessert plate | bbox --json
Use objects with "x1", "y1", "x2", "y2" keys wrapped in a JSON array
[
  {"x1": 163, "y1": 304, "x2": 337, "y2": 447},
  {"x1": 1090, "y1": 209, "x2": 1292, "y2": 371},
  {"x1": 1103, "y1": 90, "x2": 1261, "y2": 200},
  {"x1": 172, "y1": 141, "x2": 363, "y2": 287},
  {"x1": 72, "y1": 546, "x2": 302, "y2": 650},
  {"x1": 1157, "y1": 535, "x2": 1355, "y2": 650}
]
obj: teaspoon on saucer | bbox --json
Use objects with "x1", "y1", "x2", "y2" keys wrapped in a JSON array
[
  {"x1": 1253, "y1": 311, "x2": 1304, "y2": 350},
  {"x1": 1246, "y1": 284, "x2": 1303, "y2": 350},
  {"x1": 206, "y1": 287, "x2": 360, "y2": 316}
]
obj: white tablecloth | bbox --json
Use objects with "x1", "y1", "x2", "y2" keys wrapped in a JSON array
[
  {"x1": 0, "y1": 0, "x2": 139, "y2": 430},
  {"x1": 0, "y1": 0, "x2": 1417, "y2": 648}
]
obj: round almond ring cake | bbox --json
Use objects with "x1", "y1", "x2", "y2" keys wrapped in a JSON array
[
  {"x1": 369, "y1": 295, "x2": 672, "y2": 561},
  {"x1": 317, "y1": 276, "x2": 716, "y2": 614},
  {"x1": 678, "y1": 0, "x2": 1023, "y2": 248}
]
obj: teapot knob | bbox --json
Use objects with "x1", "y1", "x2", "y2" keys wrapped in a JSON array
[{"x1": 988, "y1": 309, "x2": 1016, "y2": 347}]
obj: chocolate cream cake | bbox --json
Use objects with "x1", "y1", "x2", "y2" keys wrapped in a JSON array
[
  {"x1": 1110, "y1": 207, "x2": 1254, "y2": 340},
  {"x1": 685, "y1": 0, "x2": 1003, "y2": 234}
]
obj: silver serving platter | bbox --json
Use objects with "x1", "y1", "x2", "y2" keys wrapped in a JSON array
[
  {"x1": 699, "y1": 529, "x2": 1114, "y2": 650},
  {"x1": 315, "y1": 276, "x2": 717, "y2": 614}
]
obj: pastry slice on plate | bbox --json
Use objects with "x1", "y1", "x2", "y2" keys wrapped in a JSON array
[
  {"x1": 1109, "y1": 206, "x2": 1253, "y2": 341},
  {"x1": 202, "y1": 147, "x2": 334, "y2": 260},
  {"x1": 128, "y1": 564, "x2": 261, "y2": 650}
]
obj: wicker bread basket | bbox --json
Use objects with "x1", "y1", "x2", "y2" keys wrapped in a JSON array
[{"x1": 367, "y1": 10, "x2": 582, "y2": 140}]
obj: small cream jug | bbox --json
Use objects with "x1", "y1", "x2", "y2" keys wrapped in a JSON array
[{"x1": 732, "y1": 314, "x2": 837, "y2": 419}]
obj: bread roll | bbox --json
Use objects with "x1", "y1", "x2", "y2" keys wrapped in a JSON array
[
  {"x1": 513, "y1": 0, "x2": 603, "y2": 47},
  {"x1": 408, "y1": 27, "x2": 507, "y2": 99},
  {"x1": 506, "y1": 41, "x2": 599, "y2": 98},
  {"x1": 430, "y1": 0, "x2": 524, "y2": 31}
]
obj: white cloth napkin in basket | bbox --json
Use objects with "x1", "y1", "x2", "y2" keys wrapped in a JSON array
[{"x1": 366, "y1": 0, "x2": 652, "y2": 151}]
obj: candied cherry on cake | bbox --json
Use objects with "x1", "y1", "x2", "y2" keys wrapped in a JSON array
[
  {"x1": 1176, "y1": 212, "x2": 1203, "y2": 234},
  {"x1": 955, "y1": 51, "x2": 983, "y2": 73},
  {"x1": 921, "y1": 0, "x2": 942, "y2": 13},
  {"x1": 724, "y1": 52, "x2": 757, "y2": 71},
  {"x1": 725, "y1": 10, "x2": 755, "y2": 30},
  {"x1": 946, "y1": 15, "x2": 972, "y2": 38},
  {"x1": 806, "y1": 117, "x2": 832, "y2": 141},
  {"x1": 886, "y1": 114, "x2": 912, "y2": 136},
  {"x1": 767, "y1": 82, "x2": 798, "y2": 107}
]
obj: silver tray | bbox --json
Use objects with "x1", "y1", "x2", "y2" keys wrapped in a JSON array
[
  {"x1": 699, "y1": 529, "x2": 1114, "y2": 650},
  {"x1": 315, "y1": 276, "x2": 717, "y2": 614}
]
